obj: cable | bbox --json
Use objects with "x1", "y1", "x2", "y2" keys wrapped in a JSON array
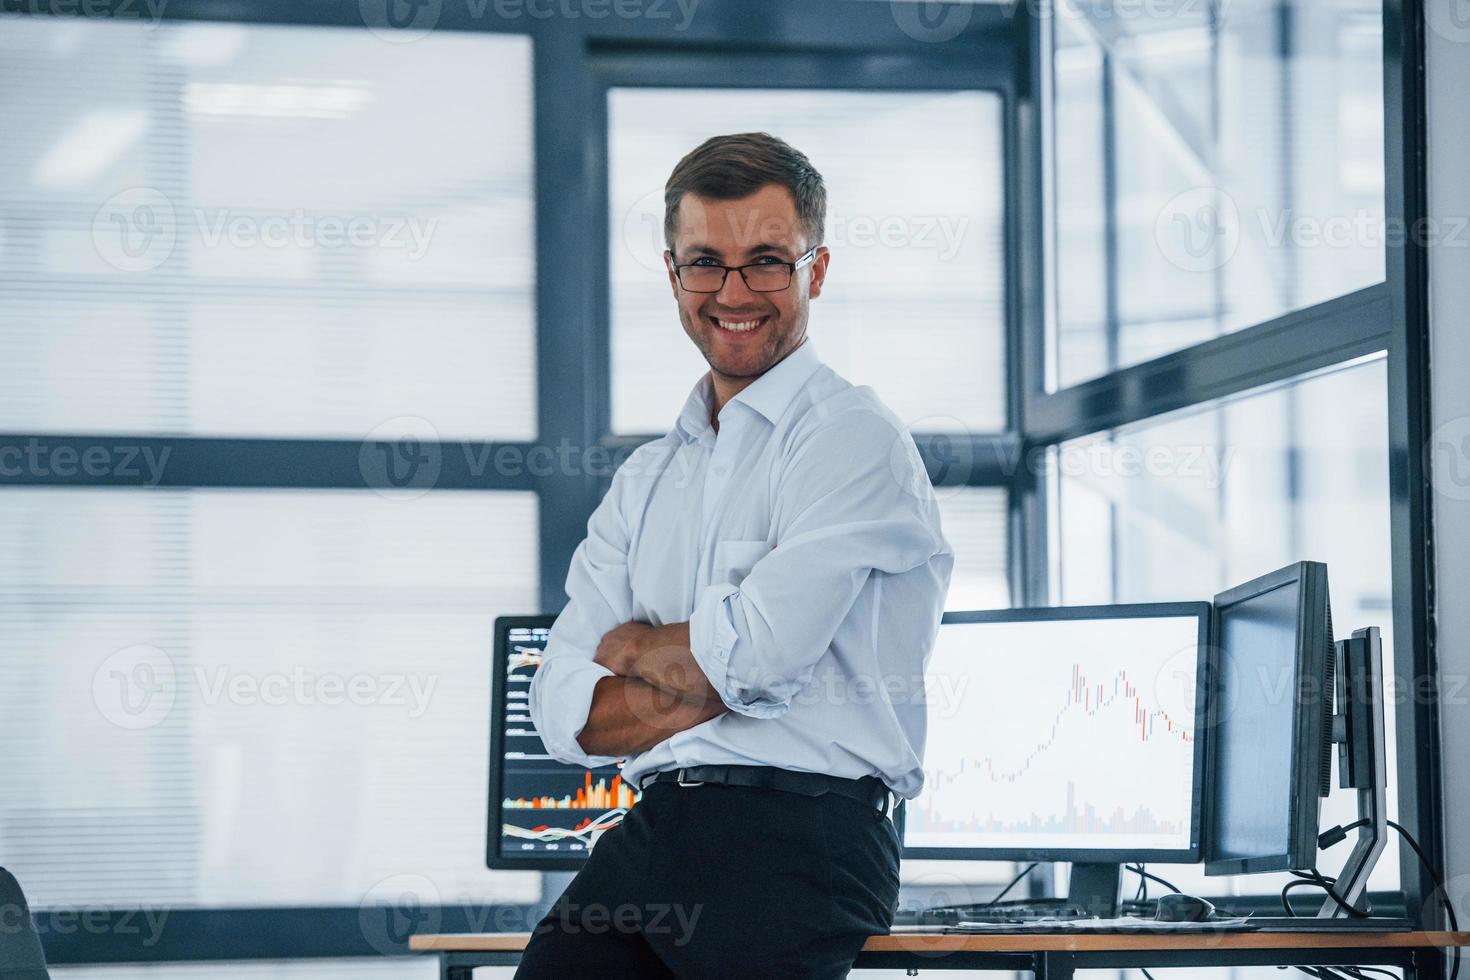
[
  {"x1": 979, "y1": 862, "x2": 1039, "y2": 909},
  {"x1": 1139, "y1": 969, "x2": 1156, "y2": 980},
  {"x1": 1280, "y1": 869, "x2": 1370, "y2": 919},
  {"x1": 1126, "y1": 864, "x2": 1182, "y2": 895},
  {"x1": 1293, "y1": 968, "x2": 1400, "y2": 980},
  {"x1": 1386, "y1": 820, "x2": 1459, "y2": 980},
  {"x1": 1282, "y1": 878, "x2": 1337, "y2": 916},
  {"x1": 1317, "y1": 819, "x2": 1371, "y2": 849},
  {"x1": 1316, "y1": 818, "x2": 1460, "y2": 980}
]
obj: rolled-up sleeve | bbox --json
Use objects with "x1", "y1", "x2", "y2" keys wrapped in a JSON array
[
  {"x1": 528, "y1": 467, "x2": 633, "y2": 769},
  {"x1": 689, "y1": 407, "x2": 949, "y2": 718}
]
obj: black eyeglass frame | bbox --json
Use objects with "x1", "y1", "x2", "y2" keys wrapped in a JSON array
[{"x1": 668, "y1": 246, "x2": 820, "y2": 293}]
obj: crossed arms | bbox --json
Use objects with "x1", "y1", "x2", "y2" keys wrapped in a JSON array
[
  {"x1": 527, "y1": 409, "x2": 950, "y2": 769},
  {"x1": 576, "y1": 621, "x2": 727, "y2": 757}
]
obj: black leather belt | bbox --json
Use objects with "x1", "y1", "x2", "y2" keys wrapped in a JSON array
[{"x1": 639, "y1": 764, "x2": 893, "y2": 817}]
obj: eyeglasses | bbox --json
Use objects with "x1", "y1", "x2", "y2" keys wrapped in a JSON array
[{"x1": 671, "y1": 247, "x2": 819, "y2": 293}]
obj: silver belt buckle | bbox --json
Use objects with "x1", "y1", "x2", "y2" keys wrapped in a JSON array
[{"x1": 675, "y1": 767, "x2": 705, "y2": 787}]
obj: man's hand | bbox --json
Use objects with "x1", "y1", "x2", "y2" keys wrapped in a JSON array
[
  {"x1": 594, "y1": 621, "x2": 653, "y2": 676},
  {"x1": 577, "y1": 675, "x2": 726, "y2": 757},
  {"x1": 594, "y1": 621, "x2": 721, "y2": 703}
]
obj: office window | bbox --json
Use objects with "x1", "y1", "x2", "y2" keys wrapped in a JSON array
[
  {"x1": 1050, "y1": 356, "x2": 1398, "y2": 894},
  {"x1": 609, "y1": 87, "x2": 1005, "y2": 435},
  {"x1": 0, "y1": 489, "x2": 541, "y2": 908},
  {"x1": 1048, "y1": 0, "x2": 1384, "y2": 389},
  {"x1": 0, "y1": 18, "x2": 535, "y2": 441},
  {"x1": 936, "y1": 487, "x2": 1010, "y2": 610}
]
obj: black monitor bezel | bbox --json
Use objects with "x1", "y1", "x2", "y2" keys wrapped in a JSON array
[
  {"x1": 488, "y1": 612, "x2": 621, "y2": 871},
  {"x1": 1203, "y1": 561, "x2": 1332, "y2": 876},
  {"x1": 900, "y1": 602, "x2": 1213, "y2": 865}
]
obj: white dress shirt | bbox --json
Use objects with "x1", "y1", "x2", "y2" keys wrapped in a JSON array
[{"x1": 528, "y1": 338, "x2": 954, "y2": 798}]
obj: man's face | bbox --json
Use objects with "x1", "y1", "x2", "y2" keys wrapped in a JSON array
[{"x1": 665, "y1": 183, "x2": 829, "y2": 382}]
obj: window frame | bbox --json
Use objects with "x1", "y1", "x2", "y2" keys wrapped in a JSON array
[
  {"x1": 586, "y1": 42, "x2": 1028, "y2": 592},
  {"x1": 1, "y1": 0, "x2": 1441, "y2": 963},
  {"x1": 0, "y1": 0, "x2": 1029, "y2": 966},
  {"x1": 1016, "y1": 0, "x2": 1443, "y2": 938}
]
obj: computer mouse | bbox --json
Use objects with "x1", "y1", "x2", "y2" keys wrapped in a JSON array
[{"x1": 1154, "y1": 893, "x2": 1217, "y2": 922}]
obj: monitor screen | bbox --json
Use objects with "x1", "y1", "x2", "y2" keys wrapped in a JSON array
[
  {"x1": 1209, "y1": 581, "x2": 1300, "y2": 867},
  {"x1": 1204, "y1": 561, "x2": 1333, "y2": 875},
  {"x1": 487, "y1": 616, "x2": 639, "y2": 869},
  {"x1": 902, "y1": 604, "x2": 1210, "y2": 863}
]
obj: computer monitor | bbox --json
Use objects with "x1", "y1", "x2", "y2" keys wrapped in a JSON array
[
  {"x1": 902, "y1": 603, "x2": 1212, "y2": 900},
  {"x1": 486, "y1": 615, "x2": 639, "y2": 870},
  {"x1": 1204, "y1": 561, "x2": 1334, "y2": 876}
]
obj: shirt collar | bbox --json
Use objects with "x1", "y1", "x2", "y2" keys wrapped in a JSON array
[{"x1": 673, "y1": 338, "x2": 823, "y2": 444}]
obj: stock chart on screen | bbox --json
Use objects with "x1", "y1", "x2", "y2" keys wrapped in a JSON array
[
  {"x1": 907, "y1": 613, "x2": 1203, "y2": 854},
  {"x1": 494, "y1": 622, "x2": 638, "y2": 862}
]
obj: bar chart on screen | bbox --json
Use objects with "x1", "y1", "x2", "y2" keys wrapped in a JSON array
[
  {"x1": 908, "y1": 615, "x2": 1201, "y2": 852},
  {"x1": 495, "y1": 624, "x2": 640, "y2": 857}
]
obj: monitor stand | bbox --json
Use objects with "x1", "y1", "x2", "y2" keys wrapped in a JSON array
[
  {"x1": 1319, "y1": 627, "x2": 1387, "y2": 918},
  {"x1": 1067, "y1": 863, "x2": 1122, "y2": 917}
]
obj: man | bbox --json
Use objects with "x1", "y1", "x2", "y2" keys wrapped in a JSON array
[{"x1": 518, "y1": 132, "x2": 954, "y2": 978}]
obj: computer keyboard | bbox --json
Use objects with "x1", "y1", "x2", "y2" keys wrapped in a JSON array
[
  {"x1": 917, "y1": 900, "x2": 1097, "y2": 924},
  {"x1": 892, "y1": 916, "x2": 1260, "y2": 935}
]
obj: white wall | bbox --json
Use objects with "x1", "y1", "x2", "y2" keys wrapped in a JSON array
[{"x1": 1426, "y1": 0, "x2": 1470, "y2": 923}]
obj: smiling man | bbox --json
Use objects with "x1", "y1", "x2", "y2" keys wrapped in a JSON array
[{"x1": 518, "y1": 133, "x2": 954, "y2": 979}]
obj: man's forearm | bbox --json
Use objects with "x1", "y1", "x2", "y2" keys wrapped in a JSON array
[
  {"x1": 576, "y1": 674, "x2": 726, "y2": 757},
  {"x1": 625, "y1": 622, "x2": 725, "y2": 701}
]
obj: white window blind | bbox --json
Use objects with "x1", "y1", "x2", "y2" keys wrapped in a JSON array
[
  {"x1": 936, "y1": 487, "x2": 1010, "y2": 611},
  {"x1": 608, "y1": 87, "x2": 1006, "y2": 436},
  {"x1": 0, "y1": 17, "x2": 536, "y2": 441},
  {"x1": 0, "y1": 488, "x2": 542, "y2": 909}
]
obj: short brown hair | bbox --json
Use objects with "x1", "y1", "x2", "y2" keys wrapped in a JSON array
[{"x1": 663, "y1": 132, "x2": 826, "y2": 253}]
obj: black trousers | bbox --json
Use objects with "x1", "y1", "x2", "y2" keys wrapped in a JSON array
[{"x1": 514, "y1": 778, "x2": 901, "y2": 979}]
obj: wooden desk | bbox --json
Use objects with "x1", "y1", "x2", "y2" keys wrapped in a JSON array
[{"x1": 412, "y1": 930, "x2": 1470, "y2": 978}]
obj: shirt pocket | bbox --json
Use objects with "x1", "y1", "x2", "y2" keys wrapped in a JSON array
[{"x1": 711, "y1": 538, "x2": 774, "y2": 589}]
